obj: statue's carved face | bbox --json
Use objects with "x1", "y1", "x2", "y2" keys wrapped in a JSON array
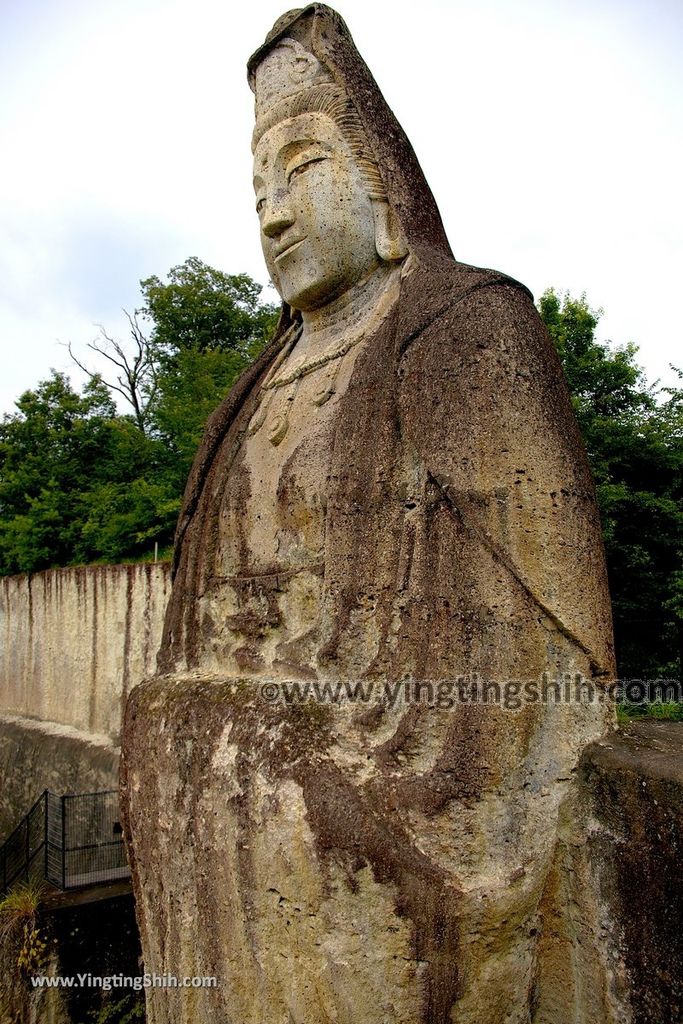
[{"x1": 253, "y1": 112, "x2": 379, "y2": 311}]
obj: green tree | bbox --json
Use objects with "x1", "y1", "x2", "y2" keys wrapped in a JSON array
[
  {"x1": 0, "y1": 262, "x2": 278, "y2": 574},
  {"x1": 0, "y1": 373, "x2": 114, "y2": 572},
  {"x1": 0, "y1": 372, "x2": 178, "y2": 573},
  {"x1": 139, "y1": 258, "x2": 278, "y2": 485},
  {"x1": 140, "y1": 256, "x2": 276, "y2": 358},
  {"x1": 150, "y1": 348, "x2": 252, "y2": 490},
  {"x1": 539, "y1": 290, "x2": 683, "y2": 679}
]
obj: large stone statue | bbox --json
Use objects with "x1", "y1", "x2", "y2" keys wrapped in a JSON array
[{"x1": 122, "y1": 6, "x2": 616, "y2": 1022}]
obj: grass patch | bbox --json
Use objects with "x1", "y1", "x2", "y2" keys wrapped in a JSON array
[
  {"x1": 0, "y1": 878, "x2": 49, "y2": 1020},
  {"x1": 0, "y1": 878, "x2": 49, "y2": 972},
  {"x1": 617, "y1": 701, "x2": 683, "y2": 723}
]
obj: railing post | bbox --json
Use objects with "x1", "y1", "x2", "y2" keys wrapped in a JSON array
[
  {"x1": 44, "y1": 792, "x2": 48, "y2": 881},
  {"x1": 61, "y1": 795, "x2": 66, "y2": 890},
  {"x1": 24, "y1": 817, "x2": 29, "y2": 883}
]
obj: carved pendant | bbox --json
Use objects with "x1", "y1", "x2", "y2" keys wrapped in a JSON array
[
  {"x1": 268, "y1": 381, "x2": 299, "y2": 446},
  {"x1": 268, "y1": 412, "x2": 289, "y2": 446},
  {"x1": 311, "y1": 359, "x2": 342, "y2": 407}
]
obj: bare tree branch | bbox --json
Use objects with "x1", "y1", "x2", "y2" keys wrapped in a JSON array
[{"x1": 67, "y1": 311, "x2": 157, "y2": 434}]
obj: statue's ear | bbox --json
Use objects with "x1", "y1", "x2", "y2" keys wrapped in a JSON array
[{"x1": 372, "y1": 200, "x2": 408, "y2": 262}]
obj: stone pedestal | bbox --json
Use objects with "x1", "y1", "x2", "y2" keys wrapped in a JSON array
[{"x1": 122, "y1": 677, "x2": 616, "y2": 1024}]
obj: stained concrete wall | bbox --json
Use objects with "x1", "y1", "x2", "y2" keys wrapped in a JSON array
[
  {"x1": 581, "y1": 722, "x2": 683, "y2": 1024},
  {"x1": 0, "y1": 714, "x2": 120, "y2": 837},
  {"x1": 0, "y1": 563, "x2": 171, "y2": 741}
]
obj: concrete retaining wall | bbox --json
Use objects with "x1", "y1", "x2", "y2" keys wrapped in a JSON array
[
  {"x1": 0, "y1": 563, "x2": 171, "y2": 740},
  {"x1": 0, "y1": 713, "x2": 120, "y2": 837}
]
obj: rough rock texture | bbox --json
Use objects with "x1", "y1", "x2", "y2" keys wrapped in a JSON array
[
  {"x1": 580, "y1": 722, "x2": 683, "y2": 1024},
  {"x1": 123, "y1": 681, "x2": 617, "y2": 1024},
  {"x1": 0, "y1": 563, "x2": 170, "y2": 740},
  {"x1": 123, "y1": 6, "x2": 617, "y2": 1022},
  {"x1": 0, "y1": 713, "x2": 119, "y2": 836}
]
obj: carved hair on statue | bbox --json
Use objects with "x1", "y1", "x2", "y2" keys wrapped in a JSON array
[
  {"x1": 253, "y1": 81, "x2": 408, "y2": 262},
  {"x1": 253, "y1": 82, "x2": 387, "y2": 201}
]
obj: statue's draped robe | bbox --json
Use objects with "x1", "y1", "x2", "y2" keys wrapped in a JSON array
[
  {"x1": 161, "y1": 254, "x2": 613, "y2": 684},
  {"x1": 125, "y1": 257, "x2": 616, "y2": 1023},
  {"x1": 123, "y1": 7, "x2": 616, "y2": 1023}
]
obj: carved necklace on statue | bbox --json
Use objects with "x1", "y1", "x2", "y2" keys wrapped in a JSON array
[
  {"x1": 248, "y1": 265, "x2": 402, "y2": 447},
  {"x1": 246, "y1": 332, "x2": 353, "y2": 446}
]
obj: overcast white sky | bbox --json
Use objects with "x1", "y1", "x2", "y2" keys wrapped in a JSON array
[{"x1": 1, "y1": 0, "x2": 681, "y2": 415}]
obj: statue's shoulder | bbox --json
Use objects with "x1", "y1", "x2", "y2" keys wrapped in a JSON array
[{"x1": 396, "y1": 253, "x2": 536, "y2": 358}]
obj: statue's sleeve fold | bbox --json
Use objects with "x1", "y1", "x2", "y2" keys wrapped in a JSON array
[{"x1": 397, "y1": 281, "x2": 615, "y2": 678}]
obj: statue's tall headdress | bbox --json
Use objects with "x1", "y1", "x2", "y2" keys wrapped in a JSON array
[
  {"x1": 247, "y1": 5, "x2": 453, "y2": 261},
  {"x1": 167, "y1": 6, "x2": 454, "y2": 580},
  {"x1": 251, "y1": 36, "x2": 388, "y2": 204}
]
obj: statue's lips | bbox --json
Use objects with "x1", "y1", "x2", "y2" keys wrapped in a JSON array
[{"x1": 274, "y1": 237, "x2": 305, "y2": 262}]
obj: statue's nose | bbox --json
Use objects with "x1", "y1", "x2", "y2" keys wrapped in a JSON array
[{"x1": 262, "y1": 189, "x2": 295, "y2": 238}]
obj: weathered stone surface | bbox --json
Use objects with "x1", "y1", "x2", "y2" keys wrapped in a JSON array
[
  {"x1": 0, "y1": 713, "x2": 119, "y2": 836},
  {"x1": 123, "y1": 6, "x2": 616, "y2": 1022},
  {"x1": 580, "y1": 723, "x2": 683, "y2": 1024},
  {"x1": 124, "y1": 679, "x2": 615, "y2": 1023},
  {"x1": 0, "y1": 563, "x2": 170, "y2": 740}
]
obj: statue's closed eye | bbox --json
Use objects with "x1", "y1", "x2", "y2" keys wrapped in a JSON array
[
  {"x1": 255, "y1": 155, "x2": 330, "y2": 213},
  {"x1": 287, "y1": 155, "x2": 328, "y2": 184}
]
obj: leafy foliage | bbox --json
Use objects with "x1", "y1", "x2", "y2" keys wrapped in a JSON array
[
  {"x1": 88, "y1": 992, "x2": 145, "y2": 1024},
  {"x1": 539, "y1": 290, "x2": 683, "y2": 678},
  {"x1": 151, "y1": 347, "x2": 253, "y2": 490},
  {"x1": 0, "y1": 879, "x2": 49, "y2": 1022},
  {"x1": 1, "y1": 266, "x2": 679, "y2": 679},
  {"x1": 617, "y1": 701, "x2": 683, "y2": 723},
  {"x1": 140, "y1": 256, "x2": 275, "y2": 357},
  {"x1": 140, "y1": 258, "x2": 277, "y2": 486},
  {"x1": 0, "y1": 372, "x2": 177, "y2": 573},
  {"x1": 0, "y1": 260, "x2": 277, "y2": 575}
]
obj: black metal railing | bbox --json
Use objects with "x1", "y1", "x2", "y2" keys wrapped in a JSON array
[{"x1": 0, "y1": 790, "x2": 130, "y2": 894}]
